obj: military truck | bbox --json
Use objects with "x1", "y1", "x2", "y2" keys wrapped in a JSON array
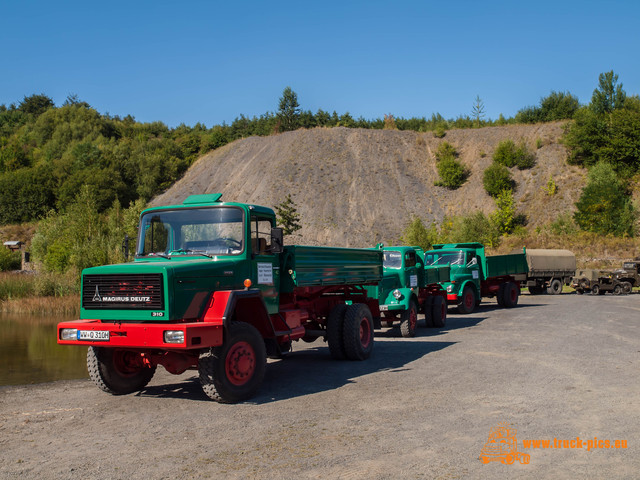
[
  {"x1": 367, "y1": 245, "x2": 449, "y2": 337},
  {"x1": 611, "y1": 259, "x2": 640, "y2": 290},
  {"x1": 571, "y1": 269, "x2": 631, "y2": 295},
  {"x1": 513, "y1": 248, "x2": 576, "y2": 295},
  {"x1": 58, "y1": 194, "x2": 382, "y2": 403},
  {"x1": 424, "y1": 243, "x2": 528, "y2": 314}
]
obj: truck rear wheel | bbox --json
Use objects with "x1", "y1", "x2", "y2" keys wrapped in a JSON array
[
  {"x1": 400, "y1": 300, "x2": 418, "y2": 338},
  {"x1": 327, "y1": 304, "x2": 348, "y2": 359},
  {"x1": 430, "y1": 296, "x2": 447, "y2": 328},
  {"x1": 503, "y1": 282, "x2": 519, "y2": 308},
  {"x1": 342, "y1": 304, "x2": 374, "y2": 360},
  {"x1": 547, "y1": 278, "x2": 563, "y2": 295},
  {"x1": 457, "y1": 285, "x2": 476, "y2": 314},
  {"x1": 622, "y1": 282, "x2": 633, "y2": 294},
  {"x1": 87, "y1": 347, "x2": 156, "y2": 395},
  {"x1": 424, "y1": 297, "x2": 434, "y2": 328},
  {"x1": 613, "y1": 284, "x2": 622, "y2": 295},
  {"x1": 591, "y1": 284, "x2": 600, "y2": 295},
  {"x1": 497, "y1": 283, "x2": 506, "y2": 307},
  {"x1": 198, "y1": 322, "x2": 266, "y2": 403}
]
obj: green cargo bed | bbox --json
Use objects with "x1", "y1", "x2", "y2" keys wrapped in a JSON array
[
  {"x1": 280, "y1": 245, "x2": 383, "y2": 292},
  {"x1": 485, "y1": 253, "x2": 528, "y2": 278}
]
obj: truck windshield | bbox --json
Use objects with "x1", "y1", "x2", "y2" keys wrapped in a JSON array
[
  {"x1": 137, "y1": 207, "x2": 244, "y2": 257},
  {"x1": 428, "y1": 251, "x2": 465, "y2": 266},
  {"x1": 383, "y1": 251, "x2": 403, "y2": 268}
]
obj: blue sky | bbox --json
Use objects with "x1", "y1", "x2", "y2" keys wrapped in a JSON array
[{"x1": 2, "y1": 0, "x2": 639, "y2": 127}]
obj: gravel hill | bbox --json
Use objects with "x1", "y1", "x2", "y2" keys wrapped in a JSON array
[{"x1": 151, "y1": 122, "x2": 585, "y2": 247}]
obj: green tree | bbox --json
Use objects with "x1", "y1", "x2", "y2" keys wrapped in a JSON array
[
  {"x1": 591, "y1": 70, "x2": 626, "y2": 115},
  {"x1": 400, "y1": 217, "x2": 438, "y2": 250},
  {"x1": 493, "y1": 140, "x2": 535, "y2": 170},
  {"x1": 277, "y1": 86, "x2": 301, "y2": 132},
  {"x1": 275, "y1": 193, "x2": 301, "y2": 235},
  {"x1": 18, "y1": 93, "x2": 54, "y2": 116},
  {"x1": 491, "y1": 189, "x2": 516, "y2": 235},
  {"x1": 471, "y1": 95, "x2": 485, "y2": 127},
  {"x1": 435, "y1": 157, "x2": 468, "y2": 189},
  {"x1": 574, "y1": 162, "x2": 636, "y2": 236}
]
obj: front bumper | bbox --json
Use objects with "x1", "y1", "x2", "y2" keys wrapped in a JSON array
[{"x1": 57, "y1": 319, "x2": 223, "y2": 349}]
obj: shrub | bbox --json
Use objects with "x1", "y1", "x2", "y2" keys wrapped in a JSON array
[
  {"x1": 483, "y1": 163, "x2": 514, "y2": 197},
  {"x1": 433, "y1": 126, "x2": 446, "y2": 138},
  {"x1": 400, "y1": 217, "x2": 439, "y2": 251},
  {"x1": 491, "y1": 189, "x2": 516, "y2": 235},
  {"x1": 493, "y1": 140, "x2": 535, "y2": 169},
  {"x1": 435, "y1": 141, "x2": 457, "y2": 161},
  {"x1": 435, "y1": 157, "x2": 468, "y2": 189},
  {"x1": 0, "y1": 248, "x2": 21, "y2": 271}
]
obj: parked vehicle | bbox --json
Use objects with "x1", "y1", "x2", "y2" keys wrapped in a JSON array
[
  {"x1": 514, "y1": 248, "x2": 576, "y2": 295},
  {"x1": 571, "y1": 269, "x2": 631, "y2": 295},
  {"x1": 367, "y1": 245, "x2": 449, "y2": 337},
  {"x1": 611, "y1": 259, "x2": 640, "y2": 290},
  {"x1": 58, "y1": 194, "x2": 383, "y2": 403},
  {"x1": 424, "y1": 243, "x2": 528, "y2": 314}
]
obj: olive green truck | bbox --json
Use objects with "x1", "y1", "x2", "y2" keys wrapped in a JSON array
[{"x1": 58, "y1": 194, "x2": 383, "y2": 403}]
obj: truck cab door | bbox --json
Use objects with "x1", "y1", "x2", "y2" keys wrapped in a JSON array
[
  {"x1": 250, "y1": 215, "x2": 280, "y2": 315},
  {"x1": 467, "y1": 254, "x2": 481, "y2": 286},
  {"x1": 404, "y1": 250, "x2": 419, "y2": 289}
]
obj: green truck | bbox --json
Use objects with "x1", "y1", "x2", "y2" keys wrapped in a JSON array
[
  {"x1": 57, "y1": 194, "x2": 382, "y2": 403},
  {"x1": 424, "y1": 243, "x2": 528, "y2": 314},
  {"x1": 367, "y1": 245, "x2": 450, "y2": 337}
]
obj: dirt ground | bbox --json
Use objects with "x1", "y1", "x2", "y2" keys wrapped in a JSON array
[{"x1": 1, "y1": 293, "x2": 638, "y2": 479}]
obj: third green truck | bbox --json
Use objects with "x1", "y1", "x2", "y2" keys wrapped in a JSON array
[{"x1": 424, "y1": 243, "x2": 528, "y2": 314}]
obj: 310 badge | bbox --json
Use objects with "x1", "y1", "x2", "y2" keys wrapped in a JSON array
[{"x1": 151, "y1": 312, "x2": 164, "y2": 317}]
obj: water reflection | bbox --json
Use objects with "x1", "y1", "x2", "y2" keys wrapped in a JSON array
[{"x1": 0, "y1": 313, "x2": 88, "y2": 386}]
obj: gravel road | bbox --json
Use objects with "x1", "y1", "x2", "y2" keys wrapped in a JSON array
[{"x1": 1, "y1": 293, "x2": 638, "y2": 479}]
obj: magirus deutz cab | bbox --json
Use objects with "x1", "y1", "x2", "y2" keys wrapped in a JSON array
[{"x1": 58, "y1": 194, "x2": 383, "y2": 403}]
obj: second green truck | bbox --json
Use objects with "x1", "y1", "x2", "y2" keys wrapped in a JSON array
[{"x1": 424, "y1": 243, "x2": 528, "y2": 314}]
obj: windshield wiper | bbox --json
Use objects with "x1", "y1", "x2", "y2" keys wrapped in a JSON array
[{"x1": 169, "y1": 249, "x2": 213, "y2": 258}]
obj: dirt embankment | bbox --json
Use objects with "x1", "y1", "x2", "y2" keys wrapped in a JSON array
[{"x1": 151, "y1": 123, "x2": 584, "y2": 248}]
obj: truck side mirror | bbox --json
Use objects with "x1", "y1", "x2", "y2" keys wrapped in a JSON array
[
  {"x1": 467, "y1": 257, "x2": 477, "y2": 267},
  {"x1": 270, "y1": 227, "x2": 284, "y2": 254}
]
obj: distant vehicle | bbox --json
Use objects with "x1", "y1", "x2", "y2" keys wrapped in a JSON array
[
  {"x1": 571, "y1": 269, "x2": 631, "y2": 295},
  {"x1": 513, "y1": 248, "x2": 576, "y2": 295},
  {"x1": 424, "y1": 243, "x2": 528, "y2": 314},
  {"x1": 611, "y1": 259, "x2": 640, "y2": 290}
]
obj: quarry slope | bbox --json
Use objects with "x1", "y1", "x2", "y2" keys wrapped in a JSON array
[{"x1": 151, "y1": 122, "x2": 585, "y2": 247}]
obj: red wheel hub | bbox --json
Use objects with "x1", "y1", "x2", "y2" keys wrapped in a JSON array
[
  {"x1": 464, "y1": 290, "x2": 474, "y2": 309},
  {"x1": 510, "y1": 286, "x2": 517, "y2": 302},
  {"x1": 359, "y1": 317, "x2": 372, "y2": 348},
  {"x1": 225, "y1": 341, "x2": 256, "y2": 386},
  {"x1": 113, "y1": 349, "x2": 144, "y2": 377}
]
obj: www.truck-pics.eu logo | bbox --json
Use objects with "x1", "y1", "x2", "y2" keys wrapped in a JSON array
[{"x1": 479, "y1": 423, "x2": 530, "y2": 465}]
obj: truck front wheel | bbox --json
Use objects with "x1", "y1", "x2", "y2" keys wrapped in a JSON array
[
  {"x1": 503, "y1": 282, "x2": 519, "y2": 308},
  {"x1": 87, "y1": 347, "x2": 156, "y2": 395},
  {"x1": 457, "y1": 286, "x2": 476, "y2": 314},
  {"x1": 342, "y1": 304, "x2": 374, "y2": 360},
  {"x1": 400, "y1": 300, "x2": 418, "y2": 338},
  {"x1": 198, "y1": 322, "x2": 266, "y2": 403}
]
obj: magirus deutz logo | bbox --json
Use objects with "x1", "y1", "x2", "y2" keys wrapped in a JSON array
[{"x1": 92, "y1": 286, "x2": 151, "y2": 303}]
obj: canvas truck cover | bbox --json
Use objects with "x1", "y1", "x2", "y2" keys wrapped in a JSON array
[{"x1": 511, "y1": 249, "x2": 576, "y2": 274}]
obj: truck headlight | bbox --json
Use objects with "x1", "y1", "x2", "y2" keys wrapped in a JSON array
[
  {"x1": 393, "y1": 289, "x2": 402, "y2": 299},
  {"x1": 164, "y1": 330, "x2": 184, "y2": 344},
  {"x1": 60, "y1": 329, "x2": 78, "y2": 341},
  {"x1": 447, "y1": 285, "x2": 453, "y2": 293}
]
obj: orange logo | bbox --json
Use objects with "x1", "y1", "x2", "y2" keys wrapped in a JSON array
[{"x1": 479, "y1": 423, "x2": 531, "y2": 465}]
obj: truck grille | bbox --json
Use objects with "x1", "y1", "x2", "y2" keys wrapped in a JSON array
[{"x1": 82, "y1": 274, "x2": 164, "y2": 310}]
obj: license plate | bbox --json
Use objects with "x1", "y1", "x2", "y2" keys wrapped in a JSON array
[{"x1": 78, "y1": 330, "x2": 110, "y2": 341}]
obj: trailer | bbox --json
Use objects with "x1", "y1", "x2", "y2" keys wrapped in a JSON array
[
  {"x1": 513, "y1": 248, "x2": 576, "y2": 295},
  {"x1": 367, "y1": 245, "x2": 449, "y2": 337},
  {"x1": 424, "y1": 243, "x2": 528, "y2": 314},
  {"x1": 58, "y1": 194, "x2": 382, "y2": 403}
]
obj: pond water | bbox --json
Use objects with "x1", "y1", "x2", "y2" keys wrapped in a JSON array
[{"x1": 0, "y1": 313, "x2": 88, "y2": 386}]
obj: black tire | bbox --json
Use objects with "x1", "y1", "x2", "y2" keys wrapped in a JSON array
[
  {"x1": 591, "y1": 284, "x2": 600, "y2": 295},
  {"x1": 87, "y1": 346, "x2": 156, "y2": 395},
  {"x1": 424, "y1": 297, "x2": 434, "y2": 328},
  {"x1": 575, "y1": 289, "x2": 584, "y2": 295},
  {"x1": 547, "y1": 278, "x2": 563, "y2": 295},
  {"x1": 613, "y1": 284, "x2": 622, "y2": 295},
  {"x1": 198, "y1": 322, "x2": 266, "y2": 403},
  {"x1": 327, "y1": 304, "x2": 348, "y2": 359},
  {"x1": 622, "y1": 282, "x2": 633, "y2": 294},
  {"x1": 457, "y1": 285, "x2": 476, "y2": 314},
  {"x1": 400, "y1": 300, "x2": 418, "y2": 338},
  {"x1": 497, "y1": 283, "x2": 506, "y2": 307},
  {"x1": 342, "y1": 304, "x2": 374, "y2": 361},
  {"x1": 382, "y1": 320, "x2": 394, "y2": 328},
  {"x1": 503, "y1": 282, "x2": 519, "y2": 308},
  {"x1": 430, "y1": 296, "x2": 447, "y2": 328}
]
